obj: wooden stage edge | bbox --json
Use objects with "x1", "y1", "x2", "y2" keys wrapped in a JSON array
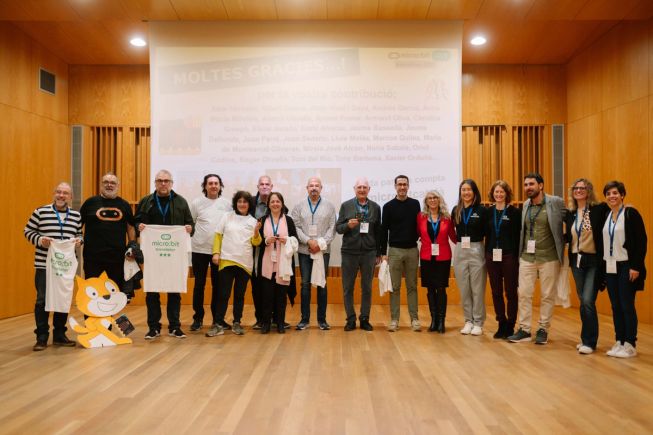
[{"x1": 0, "y1": 304, "x2": 651, "y2": 434}]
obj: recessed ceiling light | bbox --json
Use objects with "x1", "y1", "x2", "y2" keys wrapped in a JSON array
[
  {"x1": 470, "y1": 36, "x2": 487, "y2": 46},
  {"x1": 130, "y1": 37, "x2": 147, "y2": 47}
]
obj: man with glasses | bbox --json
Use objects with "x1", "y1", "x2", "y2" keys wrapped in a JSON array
[
  {"x1": 24, "y1": 182, "x2": 83, "y2": 351},
  {"x1": 80, "y1": 172, "x2": 136, "y2": 299},
  {"x1": 508, "y1": 172, "x2": 565, "y2": 345},
  {"x1": 136, "y1": 169, "x2": 194, "y2": 339}
]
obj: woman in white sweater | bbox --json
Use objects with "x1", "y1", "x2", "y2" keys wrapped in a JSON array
[{"x1": 207, "y1": 191, "x2": 262, "y2": 337}]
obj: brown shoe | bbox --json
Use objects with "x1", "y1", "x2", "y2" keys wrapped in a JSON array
[
  {"x1": 33, "y1": 341, "x2": 47, "y2": 351},
  {"x1": 53, "y1": 335, "x2": 76, "y2": 347}
]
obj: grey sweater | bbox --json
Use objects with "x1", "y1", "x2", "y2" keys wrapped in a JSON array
[{"x1": 336, "y1": 197, "x2": 382, "y2": 255}]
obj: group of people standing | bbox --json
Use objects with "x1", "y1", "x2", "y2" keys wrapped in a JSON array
[{"x1": 24, "y1": 170, "x2": 646, "y2": 359}]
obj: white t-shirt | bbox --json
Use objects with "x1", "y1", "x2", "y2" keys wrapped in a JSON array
[
  {"x1": 141, "y1": 225, "x2": 192, "y2": 293},
  {"x1": 45, "y1": 239, "x2": 78, "y2": 313},
  {"x1": 602, "y1": 211, "x2": 628, "y2": 262},
  {"x1": 216, "y1": 212, "x2": 258, "y2": 271},
  {"x1": 190, "y1": 196, "x2": 231, "y2": 254}
]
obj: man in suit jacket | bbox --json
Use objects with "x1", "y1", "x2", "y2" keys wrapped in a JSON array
[
  {"x1": 336, "y1": 177, "x2": 382, "y2": 332},
  {"x1": 509, "y1": 172, "x2": 565, "y2": 345}
]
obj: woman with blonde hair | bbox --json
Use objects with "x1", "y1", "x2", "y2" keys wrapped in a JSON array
[
  {"x1": 565, "y1": 178, "x2": 608, "y2": 354},
  {"x1": 416, "y1": 190, "x2": 456, "y2": 332}
]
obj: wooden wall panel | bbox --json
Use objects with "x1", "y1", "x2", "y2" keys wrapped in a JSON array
[
  {"x1": 0, "y1": 23, "x2": 31, "y2": 112},
  {"x1": 462, "y1": 64, "x2": 566, "y2": 125},
  {"x1": 600, "y1": 22, "x2": 649, "y2": 111},
  {"x1": 566, "y1": 20, "x2": 653, "y2": 323},
  {"x1": 69, "y1": 65, "x2": 150, "y2": 126},
  {"x1": 0, "y1": 23, "x2": 70, "y2": 320}
]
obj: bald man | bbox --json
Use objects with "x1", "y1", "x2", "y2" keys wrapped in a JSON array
[
  {"x1": 336, "y1": 177, "x2": 382, "y2": 331},
  {"x1": 24, "y1": 182, "x2": 83, "y2": 351}
]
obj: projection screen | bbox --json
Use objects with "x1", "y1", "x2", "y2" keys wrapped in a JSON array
[{"x1": 150, "y1": 22, "x2": 462, "y2": 265}]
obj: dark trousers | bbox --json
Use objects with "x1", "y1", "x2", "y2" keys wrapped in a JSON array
[
  {"x1": 298, "y1": 253, "x2": 329, "y2": 323},
  {"x1": 84, "y1": 256, "x2": 125, "y2": 292},
  {"x1": 571, "y1": 261, "x2": 599, "y2": 348},
  {"x1": 34, "y1": 269, "x2": 68, "y2": 340},
  {"x1": 191, "y1": 252, "x2": 219, "y2": 323},
  {"x1": 251, "y1": 274, "x2": 263, "y2": 323},
  {"x1": 260, "y1": 275, "x2": 288, "y2": 326},
  {"x1": 605, "y1": 262, "x2": 638, "y2": 346},
  {"x1": 146, "y1": 292, "x2": 181, "y2": 331},
  {"x1": 341, "y1": 251, "x2": 376, "y2": 323},
  {"x1": 485, "y1": 252, "x2": 518, "y2": 327},
  {"x1": 215, "y1": 265, "x2": 249, "y2": 324}
]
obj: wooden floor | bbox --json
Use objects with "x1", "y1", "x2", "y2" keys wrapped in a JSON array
[{"x1": 1, "y1": 303, "x2": 652, "y2": 435}]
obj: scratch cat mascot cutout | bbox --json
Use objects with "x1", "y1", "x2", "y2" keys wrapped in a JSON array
[{"x1": 68, "y1": 272, "x2": 132, "y2": 348}]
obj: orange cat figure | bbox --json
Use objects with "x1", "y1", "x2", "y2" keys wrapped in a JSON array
[{"x1": 68, "y1": 272, "x2": 132, "y2": 348}]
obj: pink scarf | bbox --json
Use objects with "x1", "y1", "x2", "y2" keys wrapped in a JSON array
[{"x1": 261, "y1": 214, "x2": 289, "y2": 285}]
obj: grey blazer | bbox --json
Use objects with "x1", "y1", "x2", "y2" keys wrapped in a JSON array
[{"x1": 519, "y1": 193, "x2": 565, "y2": 263}]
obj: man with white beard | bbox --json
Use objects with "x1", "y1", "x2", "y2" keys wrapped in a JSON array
[{"x1": 80, "y1": 172, "x2": 136, "y2": 295}]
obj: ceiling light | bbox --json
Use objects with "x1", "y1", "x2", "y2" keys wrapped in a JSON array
[
  {"x1": 130, "y1": 37, "x2": 147, "y2": 47},
  {"x1": 470, "y1": 36, "x2": 487, "y2": 46}
]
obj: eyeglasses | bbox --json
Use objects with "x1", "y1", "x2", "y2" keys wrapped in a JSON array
[
  {"x1": 572, "y1": 186, "x2": 587, "y2": 191},
  {"x1": 102, "y1": 181, "x2": 118, "y2": 185},
  {"x1": 426, "y1": 197, "x2": 439, "y2": 201},
  {"x1": 155, "y1": 179, "x2": 172, "y2": 184}
]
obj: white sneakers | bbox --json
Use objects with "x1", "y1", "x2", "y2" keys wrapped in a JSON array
[
  {"x1": 606, "y1": 341, "x2": 637, "y2": 358},
  {"x1": 470, "y1": 325, "x2": 483, "y2": 336},
  {"x1": 614, "y1": 342, "x2": 637, "y2": 358},
  {"x1": 577, "y1": 344, "x2": 594, "y2": 354},
  {"x1": 387, "y1": 320, "x2": 399, "y2": 332},
  {"x1": 606, "y1": 341, "x2": 622, "y2": 357},
  {"x1": 411, "y1": 319, "x2": 421, "y2": 332},
  {"x1": 460, "y1": 322, "x2": 473, "y2": 335}
]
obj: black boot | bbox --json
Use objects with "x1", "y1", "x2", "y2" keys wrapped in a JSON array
[
  {"x1": 436, "y1": 288, "x2": 447, "y2": 334},
  {"x1": 493, "y1": 321, "x2": 506, "y2": 339},
  {"x1": 427, "y1": 288, "x2": 438, "y2": 332},
  {"x1": 504, "y1": 322, "x2": 515, "y2": 340}
]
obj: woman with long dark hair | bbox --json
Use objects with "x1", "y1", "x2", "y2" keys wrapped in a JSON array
[
  {"x1": 452, "y1": 179, "x2": 487, "y2": 336},
  {"x1": 258, "y1": 192, "x2": 299, "y2": 334}
]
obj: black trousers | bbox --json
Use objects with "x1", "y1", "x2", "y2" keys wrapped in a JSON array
[
  {"x1": 83, "y1": 256, "x2": 124, "y2": 292},
  {"x1": 260, "y1": 274, "x2": 288, "y2": 326},
  {"x1": 191, "y1": 252, "x2": 219, "y2": 323},
  {"x1": 34, "y1": 269, "x2": 68, "y2": 340},
  {"x1": 215, "y1": 265, "x2": 250, "y2": 324}
]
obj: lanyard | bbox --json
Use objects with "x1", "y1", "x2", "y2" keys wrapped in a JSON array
[
  {"x1": 356, "y1": 201, "x2": 369, "y2": 220},
  {"x1": 527, "y1": 198, "x2": 545, "y2": 239},
  {"x1": 270, "y1": 214, "x2": 281, "y2": 236},
  {"x1": 608, "y1": 207, "x2": 624, "y2": 257},
  {"x1": 154, "y1": 194, "x2": 171, "y2": 221},
  {"x1": 52, "y1": 204, "x2": 70, "y2": 240},
  {"x1": 428, "y1": 214, "x2": 441, "y2": 242},
  {"x1": 575, "y1": 207, "x2": 588, "y2": 253},
  {"x1": 308, "y1": 197, "x2": 321, "y2": 224},
  {"x1": 462, "y1": 206, "x2": 474, "y2": 235},
  {"x1": 493, "y1": 206, "x2": 507, "y2": 248}
]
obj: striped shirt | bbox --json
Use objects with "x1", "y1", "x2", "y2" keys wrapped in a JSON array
[{"x1": 24, "y1": 204, "x2": 83, "y2": 269}]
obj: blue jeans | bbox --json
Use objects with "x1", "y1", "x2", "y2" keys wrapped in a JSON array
[
  {"x1": 298, "y1": 253, "x2": 330, "y2": 323},
  {"x1": 605, "y1": 261, "x2": 638, "y2": 346},
  {"x1": 571, "y1": 262, "x2": 599, "y2": 348}
]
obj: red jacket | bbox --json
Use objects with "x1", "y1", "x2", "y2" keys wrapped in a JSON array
[{"x1": 417, "y1": 213, "x2": 456, "y2": 261}]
